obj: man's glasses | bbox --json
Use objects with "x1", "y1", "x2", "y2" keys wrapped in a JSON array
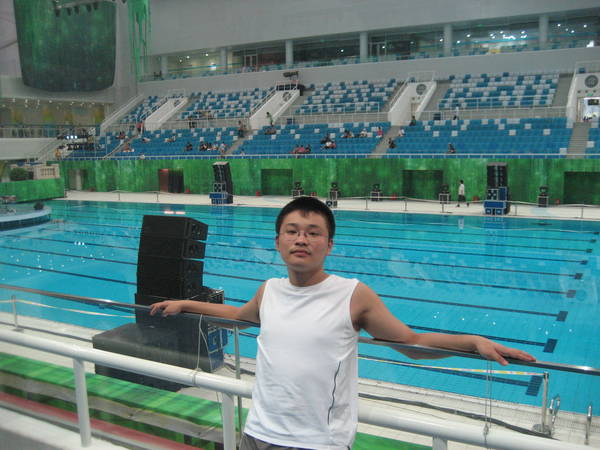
[{"x1": 279, "y1": 229, "x2": 327, "y2": 242}]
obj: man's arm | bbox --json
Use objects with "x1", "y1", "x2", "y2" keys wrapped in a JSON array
[
  {"x1": 149, "y1": 283, "x2": 264, "y2": 326},
  {"x1": 351, "y1": 282, "x2": 535, "y2": 366}
]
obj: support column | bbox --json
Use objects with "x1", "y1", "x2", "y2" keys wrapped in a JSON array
[
  {"x1": 160, "y1": 55, "x2": 168, "y2": 78},
  {"x1": 539, "y1": 14, "x2": 549, "y2": 49},
  {"x1": 443, "y1": 24, "x2": 452, "y2": 57},
  {"x1": 285, "y1": 39, "x2": 294, "y2": 66},
  {"x1": 220, "y1": 47, "x2": 227, "y2": 70},
  {"x1": 360, "y1": 31, "x2": 368, "y2": 62}
]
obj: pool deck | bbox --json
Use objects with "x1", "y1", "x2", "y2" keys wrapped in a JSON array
[{"x1": 58, "y1": 190, "x2": 600, "y2": 222}]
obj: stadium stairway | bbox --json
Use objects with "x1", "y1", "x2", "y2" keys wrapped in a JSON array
[
  {"x1": 225, "y1": 133, "x2": 248, "y2": 155},
  {"x1": 567, "y1": 121, "x2": 591, "y2": 158},
  {"x1": 424, "y1": 80, "x2": 450, "y2": 111},
  {"x1": 285, "y1": 87, "x2": 315, "y2": 117},
  {"x1": 371, "y1": 125, "x2": 402, "y2": 157},
  {"x1": 553, "y1": 73, "x2": 574, "y2": 106}
]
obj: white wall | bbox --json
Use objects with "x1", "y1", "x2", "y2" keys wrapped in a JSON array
[
  {"x1": 139, "y1": 47, "x2": 600, "y2": 98},
  {"x1": 149, "y1": 0, "x2": 600, "y2": 55}
]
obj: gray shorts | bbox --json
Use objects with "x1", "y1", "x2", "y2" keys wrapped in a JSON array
[{"x1": 239, "y1": 433, "x2": 313, "y2": 450}]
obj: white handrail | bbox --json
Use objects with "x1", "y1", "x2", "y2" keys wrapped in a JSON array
[{"x1": 0, "y1": 329, "x2": 591, "y2": 450}]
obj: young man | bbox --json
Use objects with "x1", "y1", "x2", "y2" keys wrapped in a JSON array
[{"x1": 150, "y1": 196, "x2": 534, "y2": 450}]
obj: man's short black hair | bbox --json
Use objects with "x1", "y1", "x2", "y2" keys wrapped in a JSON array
[{"x1": 276, "y1": 196, "x2": 335, "y2": 239}]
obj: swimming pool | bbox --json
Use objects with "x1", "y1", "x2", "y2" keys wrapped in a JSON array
[{"x1": 0, "y1": 199, "x2": 598, "y2": 415}]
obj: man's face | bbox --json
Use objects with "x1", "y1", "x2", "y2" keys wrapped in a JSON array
[{"x1": 275, "y1": 210, "x2": 333, "y2": 273}]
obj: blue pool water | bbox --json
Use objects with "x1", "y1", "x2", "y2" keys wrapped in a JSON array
[{"x1": 0, "y1": 200, "x2": 598, "y2": 414}]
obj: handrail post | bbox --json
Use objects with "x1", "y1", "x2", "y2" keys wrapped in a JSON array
[
  {"x1": 514, "y1": 202, "x2": 518, "y2": 216},
  {"x1": 533, "y1": 372, "x2": 550, "y2": 435},
  {"x1": 585, "y1": 403, "x2": 592, "y2": 445},
  {"x1": 73, "y1": 358, "x2": 92, "y2": 447},
  {"x1": 581, "y1": 206, "x2": 584, "y2": 219},
  {"x1": 156, "y1": 191, "x2": 159, "y2": 203},
  {"x1": 11, "y1": 295, "x2": 21, "y2": 331},
  {"x1": 365, "y1": 195, "x2": 369, "y2": 210},
  {"x1": 432, "y1": 436, "x2": 448, "y2": 450},
  {"x1": 222, "y1": 392, "x2": 236, "y2": 450},
  {"x1": 404, "y1": 197, "x2": 408, "y2": 211},
  {"x1": 234, "y1": 326, "x2": 243, "y2": 436}
]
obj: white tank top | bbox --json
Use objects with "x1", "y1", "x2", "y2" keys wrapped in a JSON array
[{"x1": 244, "y1": 274, "x2": 360, "y2": 449}]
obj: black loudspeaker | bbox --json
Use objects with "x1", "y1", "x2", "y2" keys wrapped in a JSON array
[
  {"x1": 213, "y1": 182, "x2": 226, "y2": 192},
  {"x1": 294, "y1": 181, "x2": 302, "y2": 189},
  {"x1": 138, "y1": 235, "x2": 206, "y2": 259},
  {"x1": 141, "y1": 215, "x2": 208, "y2": 241},
  {"x1": 213, "y1": 161, "x2": 232, "y2": 184},
  {"x1": 540, "y1": 186, "x2": 549, "y2": 195},
  {"x1": 487, "y1": 163, "x2": 508, "y2": 188},
  {"x1": 212, "y1": 161, "x2": 233, "y2": 203},
  {"x1": 137, "y1": 256, "x2": 203, "y2": 298}
]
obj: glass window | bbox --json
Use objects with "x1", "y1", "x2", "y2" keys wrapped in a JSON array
[
  {"x1": 294, "y1": 35, "x2": 360, "y2": 64},
  {"x1": 453, "y1": 20, "x2": 538, "y2": 56},
  {"x1": 369, "y1": 29, "x2": 444, "y2": 60},
  {"x1": 549, "y1": 15, "x2": 600, "y2": 49}
]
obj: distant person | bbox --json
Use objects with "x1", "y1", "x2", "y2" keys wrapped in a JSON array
[
  {"x1": 376, "y1": 126, "x2": 383, "y2": 138},
  {"x1": 457, "y1": 179, "x2": 468, "y2": 207},
  {"x1": 185, "y1": 141, "x2": 193, "y2": 152},
  {"x1": 409, "y1": 115, "x2": 417, "y2": 126},
  {"x1": 447, "y1": 143, "x2": 456, "y2": 154},
  {"x1": 388, "y1": 137, "x2": 396, "y2": 149},
  {"x1": 150, "y1": 196, "x2": 535, "y2": 450},
  {"x1": 266, "y1": 111, "x2": 274, "y2": 126},
  {"x1": 359, "y1": 128, "x2": 368, "y2": 138},
  {"x1": 398, "y1": 127, "x2": 405, "y2": 137}
]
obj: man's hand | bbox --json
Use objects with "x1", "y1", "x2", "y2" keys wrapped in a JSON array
[
  {"x1": 149, "y1": 300, "x2": 184, "y2": 317},
  {"x1": 474, "y1": 337, "x2": 536, "y2": 366}
]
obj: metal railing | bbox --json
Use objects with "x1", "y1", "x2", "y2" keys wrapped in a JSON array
[
  {"x1": 420, "y1": 106, "x2": 567, "y2": 121},
  {"x1": 0, "y1": 284, "x2": 597, "y2": 449}
]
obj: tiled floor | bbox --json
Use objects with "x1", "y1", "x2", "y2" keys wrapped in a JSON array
[
  {"x1": 1, "y1": 190, "x2": 598, "y2": 449},
  {"x1": 60, "y1": 190, "x2": 600, "y2": 221}
]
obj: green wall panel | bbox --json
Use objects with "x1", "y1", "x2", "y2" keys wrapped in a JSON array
[
  {"x1": 14, "y1": 0, "x2": 115, "y2": 91},
  {"x1": 0, "y1": 178, "x2": 65, "y2": 202},
  {"x1": 58, "y1": 158, "x2": 600, "y2": 205},
  {"x1": 564, "y1": 172, "x2": 600, "y2": 204}
]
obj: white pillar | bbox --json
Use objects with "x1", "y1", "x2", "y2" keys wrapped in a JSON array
[
  {"x1": 220, "y1": 48, "x2": 227, "y2": 69},
  {"x1": 360, "y1": 31, "x2": 368, "y2": 62},
  {"x1": 160, "y1": 55, "x2": 168, "y2": 78},
  {"x1": 285, "y1": 40, "x2": 294, "y2": 66},
  {"x1": 443, "y1": 24, "x2": 452, "y2": 57},
  {"x1": 539, "y1": 14, "x2": 549, "y2": 49}
]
